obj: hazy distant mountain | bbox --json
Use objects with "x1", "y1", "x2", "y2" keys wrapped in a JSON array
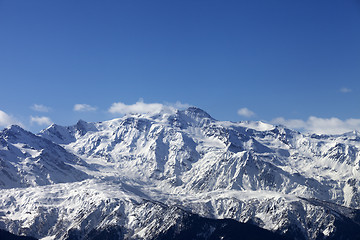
[{"x1": 1, "y1": 107, "x2": 360, "y2": 239}]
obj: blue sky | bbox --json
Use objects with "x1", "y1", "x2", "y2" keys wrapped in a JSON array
[{"x1": 0, "y1": 0, "x2": 360, "y2": 134}]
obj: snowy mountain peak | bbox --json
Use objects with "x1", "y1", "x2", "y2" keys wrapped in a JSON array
[
  {"x1": 1, "y1": 125, "x2": 33, "y2": 140},
  {"x1": 4, "y1": 124, "x2": 24, "y2": 132},
  {"x1": 40, "y1": 124, "x2": 76, "y2": 144},
  {"x1": 75, "y1": 119, "x2": 97, "y2": 136},
  {"x1": 182, "y1": 107, "x2": 214, "y2": 120},
  {"x1": 162, "y1": 107, "x2": 215, "y2": 128},
  {"x1": 2, "y1": 108, "x2": 360, "y2": 240}
]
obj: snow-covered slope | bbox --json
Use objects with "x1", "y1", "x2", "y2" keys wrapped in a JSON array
[
  {"x1": 1, "y1": 107, "x2": 360, "y2": 239},
  {"x1": 0, "y1": 125, "x2": 89, "y2": 188}
]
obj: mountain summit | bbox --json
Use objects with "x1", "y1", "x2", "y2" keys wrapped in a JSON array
[{"x1": 1, "y1": 107, "x2": 360, "y2": 239}]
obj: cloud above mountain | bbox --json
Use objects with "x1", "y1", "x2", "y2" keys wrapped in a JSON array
[
  {"x1": 30, "y1": 116, "x2": 52, "y2": 126},
  {"x1": 0, "y1": 110, "x2": 20, "y2": 128},
  {"x1": 74, "y1": 104, "x2": 97, "y2": 112},
  {"x1": 108, "y1": 100, "x2": 190, "y2": 115},
  {"x1": 237, "y1": 108, "x2": 255, "y2": 117},
  {"x1": 272, "y1": 116, "x2": 360, "y2": 135},
  {"x1": 31, "y1": 104, "x2": 51, "y2": 112}
]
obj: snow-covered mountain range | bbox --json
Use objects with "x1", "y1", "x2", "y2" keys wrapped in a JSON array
[{"x1": 1, "y1": 107, "x2": 360, "y2": 239}]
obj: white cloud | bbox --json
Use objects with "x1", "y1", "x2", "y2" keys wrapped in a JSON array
[
  {"x1": 0, "y1": 110, "x2": 20, "y2": 128},
  {"x1": 168, "y1": 101, "x2": 191, "y2": 109},
  {"x1": 30, "y1": 116, "x2": 52, "y2": 126},
  {"x1": 31, "y1": 104, "x2": 51, "y2": 112},
  {"x1": 340, "y1": 87, "x2": 352, "y2": 93},
  {"x1": 109, "y1": 100, "x2": 164, "y2": 114},
  {"x1": 108, "y1": 99, "x2": 190, "y2": 115},
  {"x1": 74, "y1": 104, "x2": 97, "y2": 112},
  {"x1": 271, "y1": 117, "x2": 307, "y2": 129},
  {"x1": 272, "y1": 116, "x2": 360, "y2": 135},
  {"x1": 237, "y1": 107, "x2": 255, "y2": 117}
]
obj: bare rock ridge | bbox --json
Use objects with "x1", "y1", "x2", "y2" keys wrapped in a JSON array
[{"x1": 1, "y1": 107, "x2": 360, "y2": 239}]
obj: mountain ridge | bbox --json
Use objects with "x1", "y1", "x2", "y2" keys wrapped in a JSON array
[{"x1": 1, "y1": 107, "x2": 360, "y2": 239}]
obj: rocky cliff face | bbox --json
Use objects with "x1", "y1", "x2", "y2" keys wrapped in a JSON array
[{"x1": 1, "y1": 107, "x2": 360, "y2": 239}]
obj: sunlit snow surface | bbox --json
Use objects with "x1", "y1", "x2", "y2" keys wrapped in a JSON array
[{"x1": 1, "y1": 107, "x2": 360, "y2": 239}]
